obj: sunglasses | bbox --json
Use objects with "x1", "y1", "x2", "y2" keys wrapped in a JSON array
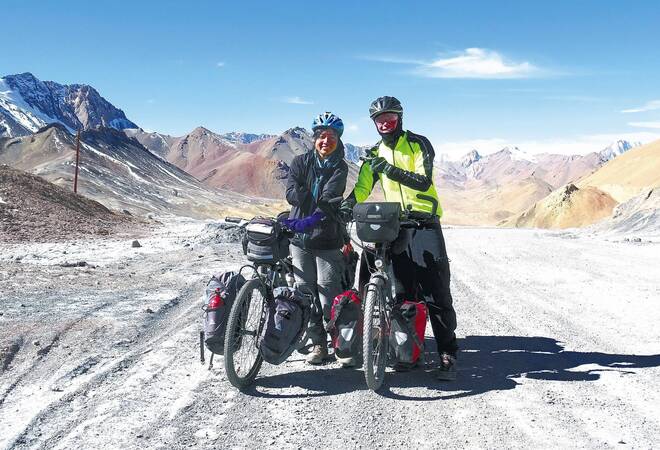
[{"x1": 374, "y1": 112, "x2": 399, "y2": 124}]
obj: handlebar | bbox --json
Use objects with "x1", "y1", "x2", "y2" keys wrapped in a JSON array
[{"x1": 414, "y1": 193, "x2": 438, "y2": 217}]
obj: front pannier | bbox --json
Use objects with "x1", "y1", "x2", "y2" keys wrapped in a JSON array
[{"x1": 353, "y1": 202, "x2": 401, "y2": 243}]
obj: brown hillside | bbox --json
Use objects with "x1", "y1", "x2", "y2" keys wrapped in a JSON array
[
  {"x1": 0, "y1": 165, "x2": 137, "y2": 242},
  {"x1": 577, "y1": 139, "x2": 660, "y2": 202},
  {"x1": 502, "y1": 184, "x2": 617, "y2": 229}
]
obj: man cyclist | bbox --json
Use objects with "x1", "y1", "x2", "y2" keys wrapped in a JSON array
[{"x1": 340, "y1": 96, "x2": 458, "y2": 380}]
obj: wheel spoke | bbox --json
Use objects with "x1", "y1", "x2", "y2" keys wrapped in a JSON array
[{"x1": 224, "y1": 278, "x2": 265, "y2": 388}]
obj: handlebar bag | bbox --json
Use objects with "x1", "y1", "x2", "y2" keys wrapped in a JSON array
[
  {"x1": 353, "y1": 202, "x2": 401, "y2": 243},
  {"x1": 244, "y1": 218, "x2": 290, "y2": 263}
]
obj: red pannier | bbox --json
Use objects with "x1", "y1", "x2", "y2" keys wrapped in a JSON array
[
  {"x1": 389, "y1": 301, "x2": 427, "y2": 367},
  {"x1": 326, "y1": 290, "x2": 362, "y2": 362}
]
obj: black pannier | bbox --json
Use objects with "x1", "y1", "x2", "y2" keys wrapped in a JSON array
[
  {"x1": 353, "y1": 202, "x2": 401, "y2": 243},
  {"x1": 258, "y1": 287, "x2": 311, "y2": 365},
  {"x1": 242, "y1": 218, "x2": 289, "y2": 263},
  {"x1": 202, "y1": 271, "x2": 246, "y2": 354}
]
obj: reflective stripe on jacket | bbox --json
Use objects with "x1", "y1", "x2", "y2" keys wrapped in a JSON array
[{"x1": 352, "y1": 131, "x2": 443, "y2": 217}]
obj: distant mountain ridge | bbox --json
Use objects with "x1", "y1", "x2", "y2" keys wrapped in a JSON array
[
  {"x1": 0, "y1": 72, "x2": 137, "y2": 137},
  {"x1": 0, "y1": 122, "x2": 275, "y2": 218},
  {"x1": 124, "y1": 125, "x2": 361, "y2": 198},
  {"x1": 503, "y1": 139, "x2": 660, "y2": 230},
  {"x1": 1, "y1": 71, "x2": 650, "y2": 227}
]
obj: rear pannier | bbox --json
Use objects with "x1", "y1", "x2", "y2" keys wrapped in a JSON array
[
  {"x1": 353, "y1": 202, "x2": 401, "y2": 243},
  {"x1": 202, "y1": 271, "x2": 246, "y2": 354},
  {"x1": 258, "y1": 287, "x2": 311, "y2": 365}
]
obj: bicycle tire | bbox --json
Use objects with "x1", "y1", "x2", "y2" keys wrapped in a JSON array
[
  {"x1": 363, "y1": 279, "x2": 388, "y2": 391},
  {"x1": 224, "y1": 278, "x2": 265, "y2": 389}
]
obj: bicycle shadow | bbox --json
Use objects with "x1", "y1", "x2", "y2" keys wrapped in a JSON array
[
  {"x1": 380, "y1": 335, "x2": 660, "y2": 401},
  {"x1": 242, "y1": 356, "x2": 367, "y2": 398},
  {"x1": 244, "y1": 335, "x2": 660, "y2": 400}
]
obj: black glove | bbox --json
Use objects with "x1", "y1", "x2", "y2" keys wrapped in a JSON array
[
  {"x1": 370, "y1": 156, "x2": 391, "y2": 175},
  {"x1": 338, "y1": 199, "x2": 354, "y2": 223}
]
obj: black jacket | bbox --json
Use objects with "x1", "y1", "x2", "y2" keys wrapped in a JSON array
[{"x1": 286, "y1": 144, "x2": 349, "y2": 250}]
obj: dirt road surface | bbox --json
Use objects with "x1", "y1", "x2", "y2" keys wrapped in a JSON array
[{"x1": 1, "y1": 220, "x2": 659, "y2": 449}]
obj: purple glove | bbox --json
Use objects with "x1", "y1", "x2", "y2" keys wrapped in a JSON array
[{"x1": 280, "y1": 212, "x2": 325, "y2": 233}]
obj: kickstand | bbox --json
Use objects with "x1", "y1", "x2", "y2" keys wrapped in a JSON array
[
  {"x1": 208, "y1": 352, "x2": 214, "y2": 370},
  {"x1": 200, "y1": 331, "x2": 205, "y2": 365}
]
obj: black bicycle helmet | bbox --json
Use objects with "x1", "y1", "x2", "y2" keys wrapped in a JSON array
[{"x1": 369, "y1": 96, "x2": 403, "y2": 119}]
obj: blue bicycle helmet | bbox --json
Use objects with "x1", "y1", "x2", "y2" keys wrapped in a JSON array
[{"x1": 312, "y1": 112, "x2": 344, "y2": 137}]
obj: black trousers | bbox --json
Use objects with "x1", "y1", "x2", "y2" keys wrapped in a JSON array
[{"x1": 390, "y1": 222, "x2": 458, "y2": 356}]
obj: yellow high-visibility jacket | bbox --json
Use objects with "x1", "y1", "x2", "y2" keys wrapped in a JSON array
[{"x1": 351, "y1": 130, "x2": 443, "y2": 217}]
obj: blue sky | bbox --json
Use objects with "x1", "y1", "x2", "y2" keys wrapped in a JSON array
[{"x1": 2, "y1": 0, "x2": 660, "y2": 158}]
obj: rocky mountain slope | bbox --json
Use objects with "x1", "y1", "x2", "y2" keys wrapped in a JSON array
[
  {"x1": 127, "y1": 126, "x2": 360, "y2": 198},
  {"x1": 436, "y1": 141, "x2": 637, "y2": 225},
  {"x1": 504, "y1": 139, "x2": 660, "y2": 229},
  {"x1": 0, "y1": 164, "x2": 138, "y2": 242},
  {"x1": 0, "y1": 73, "x2": 137, "y2": 137},
  {"x1": 589, "y1": 188, "x2": 660, "y2": 238},
  {"x1": 0, "y1": 124, "x2": 278, "y2": 218},
  {"x1": 501, "y1": 184, "x2": 617, "y2": 229},
  {"x1": 577, "y1": 138, "x2": 660, "y2": 203}
]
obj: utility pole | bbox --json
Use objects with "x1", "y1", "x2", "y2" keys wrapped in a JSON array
[{"x1": 74, "y1": 129, "x2": 81, "y2": 194}]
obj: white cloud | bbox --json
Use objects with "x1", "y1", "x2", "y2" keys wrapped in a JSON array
[
  {"x1": 433, "y1": 132, "x2": 660, "y2": 161},
  {"x1": 621, "y1": 100, "x2": 660, "y2": 113},
  {"x1": 368, "y1": 48, "x2": 542, "y2": 79},
  {"x1": 628, "y1": 121, "x2": 660, "y2": 129},
  {"x1": 347, "y1": 124, "x2": 359, "y2": 132},
  {"x1": 282, "y1": 96, "x2": 314, "y2": 105},
  {"x1": 417, "y1": 48, "x2": 540, "y2": 79},
  {"x1": 146, "y1": 98, "x2": 156, "y2": 104},
  {"x1": 216, "y1": 62, "x2": 225, "y2": 67}
]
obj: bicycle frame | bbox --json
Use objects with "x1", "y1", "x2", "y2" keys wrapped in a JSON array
[
  {"x1": 360, "y1": 243, "x2": 399, "y2": 336},
  {"x1": 235, "y1": 258, "x2": 295, "y2": 344}
]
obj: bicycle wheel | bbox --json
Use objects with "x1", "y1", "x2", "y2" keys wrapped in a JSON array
[
  {"x1": 363, "y1": 279, "x2": 389, "y2": 391},
  {"x1": 224, "y1": 278, "x2": 265, "y2": 389}
]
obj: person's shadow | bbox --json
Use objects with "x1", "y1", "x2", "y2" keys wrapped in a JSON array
[{"x1": 243, "y1": 335, "x2": 660, "y2": 400}]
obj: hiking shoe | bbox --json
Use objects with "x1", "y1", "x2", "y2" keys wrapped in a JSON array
[
  {"x1": 306, "y1": 344, "x2": 328, "y2": 365},
  {"x1": 336, "y1": 355, "x2": 357, "y2": 368},
  {"x1": 436, "y1": 352, "x2": 457, "y2": 381}
]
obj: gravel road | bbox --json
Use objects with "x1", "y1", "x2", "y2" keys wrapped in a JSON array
[{"x1": 1, "y1": 220, "x2": 659, "y2": 449}]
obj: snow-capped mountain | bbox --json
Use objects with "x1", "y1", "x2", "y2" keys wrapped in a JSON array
[
  {"x1": 221, "y1": 131, "x2": 275, "y2": 144},
  {"x1": 0, "y1": 72, "x2": 137, "y2": 138},
  {"x1": 500, "y1": 146, "x2": 538, "y2": 162},
  {"x1": 598, "y1": 140, "x2": 640, "y2": 162},
  {"x1": 460, "y1": 149, "x2": 482, "y2": 168},
  {"x1": 344, "y1": 143, "x2": 373, "y2": 165}
]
